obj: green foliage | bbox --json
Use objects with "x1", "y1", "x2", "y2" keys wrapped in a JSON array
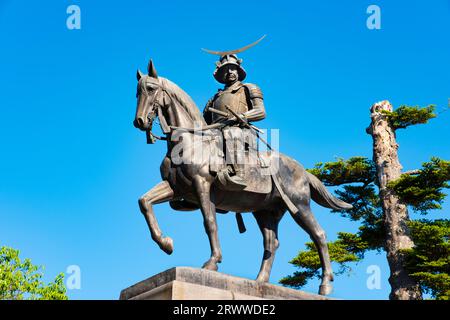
[
  {"x1": 0, "y1": 246, "x2": 68, "y2": 300},
  {"x1": 403, "y1": 220, "x2": 450, "y2": 300},
  {"x1": 388, "y1": 158, "x2": 450, "y2": 214},
  {"x1": 307, "y1": 157, "x2": 376, "y2": 186},
  {"x1": 283, "y1": 102, "x2": 447, "y2": 299},
  {"x1": 284, "y1": 155, "x2": 449, "y2": 300},
  {"x1": 381, "y1": 105, "x2": 436, "y2": 129},
  {"x1": 334, "y1": 185, "x2": 379, "y2": 218},
  {"x1": 280, "y1": 232, "x2": 369, "y2": 289},
  {"x1": 306, "y1": 157, "x2": 385, "y2": 250}
]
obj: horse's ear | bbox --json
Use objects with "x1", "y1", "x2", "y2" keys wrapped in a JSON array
[
  {"x1": 136, "y1": 69, "x2": 144, "y2": 81},
  {"x1": 147, "y1": 59, "x2": 158, "y2": 78}
]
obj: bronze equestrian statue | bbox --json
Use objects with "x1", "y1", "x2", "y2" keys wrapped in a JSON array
[{"x1": 132, "y1": 40, "x2": 352, "y2": 296}]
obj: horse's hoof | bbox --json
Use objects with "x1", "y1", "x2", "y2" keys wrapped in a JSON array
[
  {"x1": 319, "y1": 284, "x2": 333, "y2": 296},
  {"x1": 202, "y1": 261, "x2": 219, "y2": 271},
  {"x1": 160, "y1": 237, "x2": 174, "y2": 255}
]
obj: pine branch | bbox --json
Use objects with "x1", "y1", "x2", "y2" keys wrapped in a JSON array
[
  {"x1": 280, "y1": 233, "x2": 370, "y2": 289},
  {"x1": 388, "y1": 157, "x2": 450, "y2": 214},
  {"x1": 307, "y1": 157, "x2": 376, "y2": 186},
  {"x1": 381, "y1": 105, "x2": 436, "y2": 130},
  {"x1": 403, "y1": 219, "x2": 450, "y2": 300}
]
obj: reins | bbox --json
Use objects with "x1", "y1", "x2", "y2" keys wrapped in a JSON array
[
  {"x1": 144, "y1": 85, "x2": 273, "y2": 152},
  {"x1": 146, "y1": 86, "x2": 226, "y2": 142}
]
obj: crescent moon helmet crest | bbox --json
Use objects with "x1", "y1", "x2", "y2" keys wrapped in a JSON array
[
  {"x1": 201, "y1": 35, "x2": 266, "y2": 56},
  {"x1": 203, "y1": 35, "x2": 266, "y2": 83}
]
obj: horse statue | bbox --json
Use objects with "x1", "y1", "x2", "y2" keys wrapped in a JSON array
[{"x1": 132, "y1": 59, "x2": 352, "y2": 295}]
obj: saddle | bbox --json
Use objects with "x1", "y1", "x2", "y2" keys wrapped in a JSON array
[{"x1": 208, "y1": 134, "x2": 273, "y2": 194}]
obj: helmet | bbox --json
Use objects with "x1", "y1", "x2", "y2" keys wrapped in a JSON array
[{"x1": 213, "y1": 54, "x2": 246, "y2": 84}]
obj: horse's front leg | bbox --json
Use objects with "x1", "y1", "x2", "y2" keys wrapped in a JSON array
[
  {"x1": 139, "y1": 180, "x2": 175, "y2": 254},
  {"x1": 193, "y1": 176, "x2": 222, "y2": 271}
]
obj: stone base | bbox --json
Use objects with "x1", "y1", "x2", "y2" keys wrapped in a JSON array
[{"x1": 120, "y1": 267, "x2": 331, "y2": 300}]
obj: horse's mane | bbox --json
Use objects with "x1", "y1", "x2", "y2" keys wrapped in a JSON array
[{"x1": 159, "y1": 77, "x2": 204, "y2": 123}]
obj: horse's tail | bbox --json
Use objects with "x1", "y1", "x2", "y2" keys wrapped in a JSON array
[{"x1": 306, "y1": 172, "x2": 353, "y2": 210}]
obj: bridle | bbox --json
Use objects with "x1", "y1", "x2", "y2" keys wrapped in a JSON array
[
  {"x1": 141, "y1": 85, "x2": 170, "y2": 144},
  {"x1": 140, "y1": 82, "x2": 238, "y2": 144}
]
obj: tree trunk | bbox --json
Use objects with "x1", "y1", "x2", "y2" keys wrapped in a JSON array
[{"x1": 366, "y1": 100, "x2": 422, "y2": 300}]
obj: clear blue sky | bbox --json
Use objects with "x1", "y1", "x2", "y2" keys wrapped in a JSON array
[{"x1": 0, "y1": 0, "x2": 449, "y2": 300}]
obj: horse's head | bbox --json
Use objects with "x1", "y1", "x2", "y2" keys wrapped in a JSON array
[
  {"x1": 134, "y1": 59, "x2": 168, "y2": 141},
  {"x1": 134, "y1": 59, "x2": 205, "y2": 143}
]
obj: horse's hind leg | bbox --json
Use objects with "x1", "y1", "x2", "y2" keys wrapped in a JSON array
[
  {"x1": 289, "y1": 202, "x2": 334, "y2": 295},
  {"x1": 139, "y1": 180, "x2": 175, "y2": 255},
  {"x1": 253, "y1": 209, "x2": 285, "y2": 282}
]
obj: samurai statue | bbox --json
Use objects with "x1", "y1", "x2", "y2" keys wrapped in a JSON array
[{"x1": 203, "y1": 39, "x2": 266, "y2": 189}]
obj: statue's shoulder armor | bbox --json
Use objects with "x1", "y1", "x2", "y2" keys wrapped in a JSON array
[
  {"x1": 210, "y1": 89, "x2": 223, "y2": 102},
  {"x1": 243, "y1": 83, "x2": 263, "y2": 99}
]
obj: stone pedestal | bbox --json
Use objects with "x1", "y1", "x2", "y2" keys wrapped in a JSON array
[{"x1": 120, "y1": 267, "x2": 331, "y2": 300}]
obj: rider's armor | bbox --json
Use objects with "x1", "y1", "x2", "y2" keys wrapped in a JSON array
[
  {"x1": 203, "y1": 54, "x2": 266, "y2": 188},
  {"x1": 204, "y1": 82, "x2": 265, "y2": 124}
]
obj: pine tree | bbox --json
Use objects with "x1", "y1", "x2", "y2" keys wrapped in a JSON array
[{"x1": 280, "y1": 101, "x2": 449, "y2": 300}]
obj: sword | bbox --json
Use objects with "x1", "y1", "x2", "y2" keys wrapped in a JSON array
[
  {"x1": 224, "y1": 105, "x2": 272, "y2": 150},
  {"x1": 207, "y1": 106, "x2": 264, "y2": 134}
]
